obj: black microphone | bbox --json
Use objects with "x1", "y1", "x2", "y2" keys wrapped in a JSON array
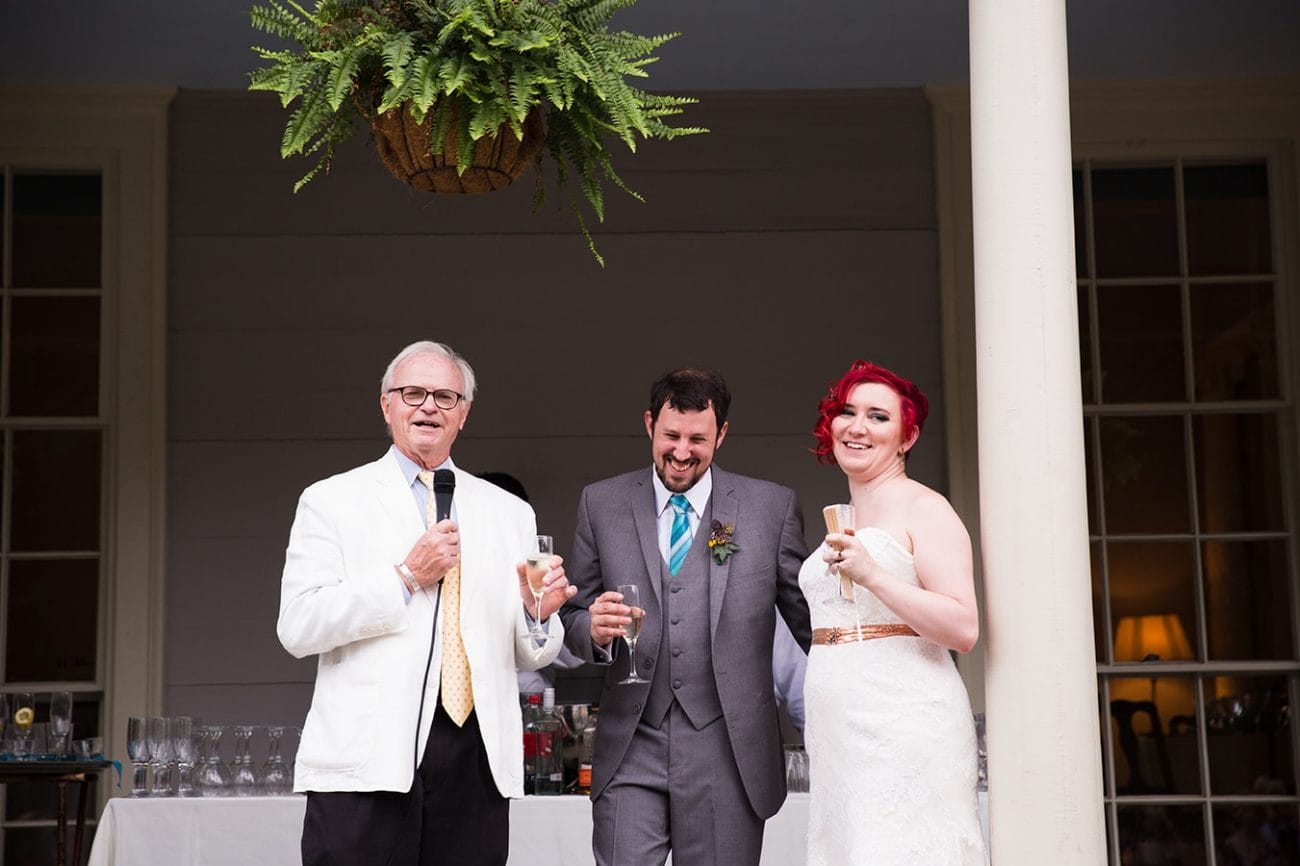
[{"x1": 433, "y1": 469, "x2": 456, "y2": 523}]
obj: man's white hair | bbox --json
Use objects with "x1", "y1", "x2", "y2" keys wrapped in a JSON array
[{"x1": 380, "y1": 341, "x2": 477, "y2": 401}]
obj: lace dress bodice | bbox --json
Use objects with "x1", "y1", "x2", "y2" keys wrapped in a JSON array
[{"x1": 798, "y1": 528, "x2": 987, "y2": 866}]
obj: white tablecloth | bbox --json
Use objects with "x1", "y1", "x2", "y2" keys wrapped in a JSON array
[{"x1": 87, "y1": 791, "x2": 988, "y2": 865}]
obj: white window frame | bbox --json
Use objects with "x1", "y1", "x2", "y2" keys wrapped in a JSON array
[{"x1": 0, "y1": 87, "x2": 172, "y2": 780}]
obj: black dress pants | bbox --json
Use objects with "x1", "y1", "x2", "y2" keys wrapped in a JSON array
[{"x1": 302, "y1": 704, "x2": 509, "y2": 866}]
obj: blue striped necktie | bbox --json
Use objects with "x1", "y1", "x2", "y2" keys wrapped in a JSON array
[{"x1": 668, "y1": 494, "x2": 692, "y2": 576}]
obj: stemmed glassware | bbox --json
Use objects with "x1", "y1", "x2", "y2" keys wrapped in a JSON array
[
  {"x1": 49, "y1": 691, "x2": 73, "y2": 758},
  {"x1": 259, "y1": 726, "x2": 292, "y2": 795},
  {"x1": 0, "y1": 693, "x2": 8, "y2": 757},
  {"x1": 147, "y1": 716, "x2": 174, "y2": 795},
  {"x1": 196, "y1": 726, "x2": 232, "y2": 796},
  {"x1": 525, "y1": 535, "x2": 555, "y2": 640},
  {"x1": 11, "y1": 692, "x2": 36, "y2": 758},
  {"x1": 172, "y1": 716, "x2": 197, "y2": 796},
  {"x1": 615, "y1": 584, "x2": 648, "y2": 684},
  {"x1": 821, "y1": 504, "x2": 857, "y2": 608},
  {"x1": 230, "y1": 725, "x2": 260, "y2": 795},
  {"x1": 126, "y1": 717, "x2": 151, "y2": 797}
]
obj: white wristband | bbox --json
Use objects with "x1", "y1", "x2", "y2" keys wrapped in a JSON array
[{"x1": 395, "y1": 562, "x2": 419, "y2": 594}]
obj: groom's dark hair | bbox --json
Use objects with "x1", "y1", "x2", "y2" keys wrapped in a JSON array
[{"x1": 648, "y1": 368, "x2": 731, "y2": 429}]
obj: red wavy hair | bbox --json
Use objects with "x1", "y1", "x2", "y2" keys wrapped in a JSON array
[{"x1": 812, "y1": 361, "x2": 930, "y2": 464}]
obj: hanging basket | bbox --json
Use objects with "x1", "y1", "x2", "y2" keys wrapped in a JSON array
[{"x1": 367, "y1": 101, "x2": 546, "y2": 195}]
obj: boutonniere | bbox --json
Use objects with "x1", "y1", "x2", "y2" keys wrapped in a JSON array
[{"x1": 708, "y1": 519, "x2": 740, "y2": 565}]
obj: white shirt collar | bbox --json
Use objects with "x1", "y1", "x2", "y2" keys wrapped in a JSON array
[
  {"x1": 390, "y1": 445, "x2": 455, "y2": 488},
  {"x1": 650, "y1": 466, "x2": 713, "y2": 518}
]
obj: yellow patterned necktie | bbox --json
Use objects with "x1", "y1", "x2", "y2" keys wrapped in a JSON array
[{"x1": 419, "y1": 470, "x2": 474, "y2": 726}]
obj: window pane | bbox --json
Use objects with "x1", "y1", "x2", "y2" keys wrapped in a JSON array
[
  {"x1": 1206, "y1": 675, "x2": 1294, "y2": 796},
  {"x1": 1110, "y1": 676, "x2": 1200, "y2": 795},
  {"x1": 1108, "y1": 542, "x2": 1199, "y2": 661},
  {"x1": 1203, "y1": 540, "x2": 1293, "y2": 661},
  {"x1": 1194, "y1": 412, "x2": 1283, "y2": 533},
  {"x1": 1116, "y1": 804, "x2": 1205, "y2": 864},
  {"x1": 1185, "y1": 163, "x2": 1272, "y2": 276},
  {"x1": 1213, "y1": 803, "x2": 1299, "y2": 864},
  {"x1": 1085, "y1": 420, "x2": 1099, "y2": 533},
  {"x1": 9, "y1": 295, "x2": 101, "y2": 417},
  {"x1": 1096, "y1": 284, "x2": 1185, "y2": 403},
  {"x1": 1073, "y1": 168, "x2": 1087, "y2": 277},
  {"x1": 1191, "y1": 282, "x2": 1278, "y2": 401},
  {"x1": 11, "y1": 172, "x2": 102, "y2": 288},
  {"x1": 5, "y1": 559, "x2": 99, "y2": 682},
  {"x1": 1079, "y1": 286, "x2": 1096, "y2": 403},
  {"x1": 1100, "y1": 416, "x2": 1190, "y2": 534},
  {"x1": 1091, "y1": 541, "x2": 1105, "y2": 662},
  {"x1": 9, "y1": 430, "x2": 102, "y2": 552},
  {"x1": 1092, "y1": 167, "x2": 1179, "y2": 278}
]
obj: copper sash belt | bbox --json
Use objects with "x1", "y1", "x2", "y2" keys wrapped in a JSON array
[{"x1": 811, "y1": 623, "x2": 918, "y2": 645}]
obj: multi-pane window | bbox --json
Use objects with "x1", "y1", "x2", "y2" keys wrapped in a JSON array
[
  {"x1": 1, "y1": 168, "x2": 105, "y2": 866},
  {"x1": 1080, "y1": 159, "x2": 1299, "y2": 865}
]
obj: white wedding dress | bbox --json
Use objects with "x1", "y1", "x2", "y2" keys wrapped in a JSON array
[{"x1": 800, "y1": 527, "x2": 987, "y2": 866}]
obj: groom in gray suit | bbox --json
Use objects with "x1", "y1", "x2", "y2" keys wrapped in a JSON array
[{"x1": 560, "y1": 368, "x2": 812, "y2": 866}]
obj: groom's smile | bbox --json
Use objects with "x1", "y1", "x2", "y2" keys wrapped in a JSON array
[{"x1": 645, "y1": 403, "x2": 729, "y2": 493}]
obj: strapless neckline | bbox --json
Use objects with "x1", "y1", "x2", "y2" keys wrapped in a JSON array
[{"x1": 855, "y1": 526, "x2": 912, "y2": 559}]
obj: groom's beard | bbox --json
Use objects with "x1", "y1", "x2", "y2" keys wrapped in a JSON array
[{"x1": 654, "y1": 455, "x2": 705, "y2": 493}]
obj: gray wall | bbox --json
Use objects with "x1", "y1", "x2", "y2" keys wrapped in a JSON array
[{"x1": 161, "y1": 88, "x2": 947, "y2": 731}]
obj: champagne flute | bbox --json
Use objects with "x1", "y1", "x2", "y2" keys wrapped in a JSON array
[
  {"x1": 126, "y1": 716, "x2": 151, "y2": 797},
  {"x1": 12, "y1": 692, "x2": 36, "y2": 745},
  {"x1": 50, "y1": 691, "x2": 73, "y2": 757},
  {"x1": 616, "y1": 584, "x2": 648, "y2": 684},
  {"x1": 525, "y1": 535, "x2": 554, "y2": 640},
  {"x1": 0, "y1": 693, "x2": 8, "y2": 756},
  {"x1": 822, "y1": 504, "x2": 857, "y2": 608}
]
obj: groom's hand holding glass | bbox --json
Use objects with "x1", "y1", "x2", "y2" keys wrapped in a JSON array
[{"x1": 585, "y1": 589, "x2": 641, "y2": 649}]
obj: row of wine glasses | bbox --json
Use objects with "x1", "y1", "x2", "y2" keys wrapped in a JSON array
[
  {"x1": 1, "y1": 691, "x2": 75, "y2": 759},
  {"x1": 126, "y1": 717, "x2": 296, "y2": 796}
]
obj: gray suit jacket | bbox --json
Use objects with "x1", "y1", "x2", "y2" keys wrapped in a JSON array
[{"x1": 560, "y1": 465, "x2": 811, "y2": 819}]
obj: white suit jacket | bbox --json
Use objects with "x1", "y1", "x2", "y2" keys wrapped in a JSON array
[{"x1": 278, "y1": 450, "x2": 563, "y2": 796}]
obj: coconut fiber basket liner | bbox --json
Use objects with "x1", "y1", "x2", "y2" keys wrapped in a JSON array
[{"x1": 368, "y1": 101, "x2": 546, "y2": 194}]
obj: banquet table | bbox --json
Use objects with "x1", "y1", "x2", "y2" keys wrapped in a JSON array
[{"x1": 87, "y1": 791, "x2": 989, "y2": 865}]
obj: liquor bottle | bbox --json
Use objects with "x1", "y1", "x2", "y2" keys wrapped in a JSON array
[
  {"x1": 526, "y1": 688, "x2": 566, "y2": 795},
  {"x1": 522, "y1": 693, "x2": 543, "y2": 792},
  {"x1": 576, "y1": 706, "x2": 598, "y2": 796}
]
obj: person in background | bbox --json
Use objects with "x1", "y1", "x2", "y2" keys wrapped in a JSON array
[
  {"x1": 476, "y1": 471, "x2": 590, "y2": 697},
  {"x1": 772, "y1": 615, "x2": 808, "y2": 735},
  {"x1": 278, "y1": 340, "x2": 576, "y2": 866},
  {"x1": 800, "y1": 360, "x2": 985, "y2": 865},
  {"x1": 560, "y1": 367, "x2": 812, "y2": 866}
]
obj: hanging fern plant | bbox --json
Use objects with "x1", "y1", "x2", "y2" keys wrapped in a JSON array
[{"x1": 248, "y1": 0, "x2": 705, "y2": 264}]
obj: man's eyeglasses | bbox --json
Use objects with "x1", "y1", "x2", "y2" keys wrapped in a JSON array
[{"x1": 387, "y1": 386, "x2": 465, "y2": 410}]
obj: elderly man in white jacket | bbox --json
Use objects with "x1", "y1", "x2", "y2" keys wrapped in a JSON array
[{"x1": 278, "y1": 340, "x2": 575, "y2": 866}]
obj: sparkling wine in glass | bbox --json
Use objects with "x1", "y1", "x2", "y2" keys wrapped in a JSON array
[
  {"x1": 616, "y1": 584, "x2": 648, "y2": 684},
  {"x1": 822, "y1": 504, "x2": 857, "y2": 608},
  {"x1": 526, "y1": 535, "x2": 554, "y2": 640}
]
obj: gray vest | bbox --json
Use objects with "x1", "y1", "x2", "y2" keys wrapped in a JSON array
[{"x1": 642, "y1": 509, "x2": 724, "y2": 729}]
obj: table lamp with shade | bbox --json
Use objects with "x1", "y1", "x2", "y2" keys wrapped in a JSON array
[{"x1": 1114, "y1": 612, "x2": 1194, "y2": 705}]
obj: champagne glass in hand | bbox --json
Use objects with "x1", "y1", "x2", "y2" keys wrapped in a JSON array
[
  {"x1": 525, "y1": 535, "x2": 554, "y2": 640},
  {"x1": 616, "y1": 584, "x2": 648, "y2": 684},
  {"x1": 822, "y1": 504, "x2": 857, "y2": 608}
]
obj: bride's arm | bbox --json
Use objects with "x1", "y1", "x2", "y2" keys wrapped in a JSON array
[{"x1": 840, "y1": 490, "x2": 980, "y2": 652}]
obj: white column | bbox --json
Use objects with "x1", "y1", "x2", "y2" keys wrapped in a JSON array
[{"x1": 968, "y1": 2, "x2": 1107, "y2": 863}]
